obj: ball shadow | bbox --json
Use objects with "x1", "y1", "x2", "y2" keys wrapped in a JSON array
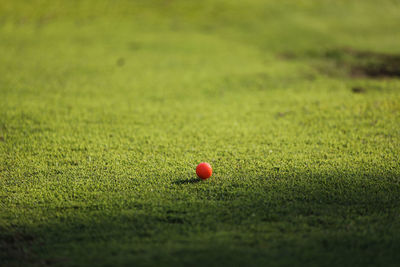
[{"x1": 172, "y1": 178, "x2": 200, "y2": 185}]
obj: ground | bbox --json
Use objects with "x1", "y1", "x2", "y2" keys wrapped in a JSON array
[{"x1": 1, "y1": 0, "x2": 400, "y2": 266}]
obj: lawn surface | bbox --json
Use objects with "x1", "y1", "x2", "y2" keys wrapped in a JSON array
[{"x1": 1, "y1": 0, "x2": 400, "y2": 266}]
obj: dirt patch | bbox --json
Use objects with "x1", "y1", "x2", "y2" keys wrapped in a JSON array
[
  {"x1": 323, "y1": 48, "x2": 400, "y2": 78},
  {"x1": 351, "y1": 86, "x2": 367, "y2": 94},
  {"x1": 279, "y1": 48, "x2": 400, "y2": 79}
]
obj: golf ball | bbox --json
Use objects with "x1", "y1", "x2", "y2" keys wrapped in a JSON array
[{"x1": 196, "y1": 162, "x2": 212, "y2": 180}]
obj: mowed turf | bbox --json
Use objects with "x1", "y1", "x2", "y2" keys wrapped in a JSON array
[{"x1": 1, "y1": 0, "x2": 400, "y2": 266}]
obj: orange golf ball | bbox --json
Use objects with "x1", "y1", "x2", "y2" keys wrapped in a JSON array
[{"x1": 196, "y1": 162, "x2": 212, "y2": 180}]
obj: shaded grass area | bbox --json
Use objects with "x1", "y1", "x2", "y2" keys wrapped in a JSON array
[
  {"x1": 2, "y1": 169, "x2": 400, "y2": 266},
  {"x1": 1, "y1": 0, "x2": 400, "y2": 266}
]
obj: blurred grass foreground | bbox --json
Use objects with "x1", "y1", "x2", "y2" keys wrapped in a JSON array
[{"x1": 1, "y1": 0, "x2": 400, "y2": 266}]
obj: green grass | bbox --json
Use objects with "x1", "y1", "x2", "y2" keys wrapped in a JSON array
[{"x1": 1, "y1": 0, "x2": 400, "y2": 266}]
